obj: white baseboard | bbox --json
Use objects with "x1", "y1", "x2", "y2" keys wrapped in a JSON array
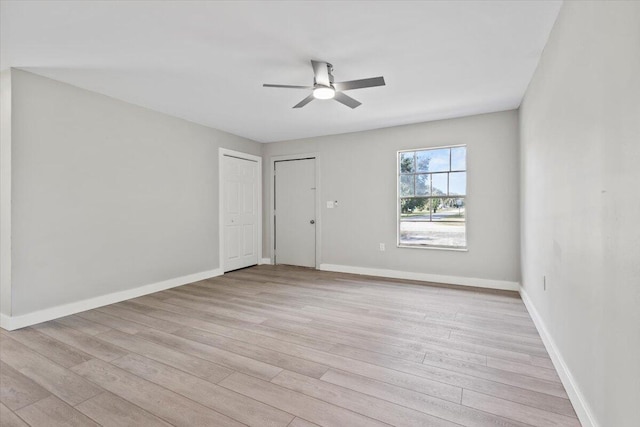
[
  {"x1": 0, "y1": 313, "x2": 11, "y2": 330},
  {"x1": 319, "y1": 263, "x2": 519, "y2": 291},
  {"x1": 0, "y1": 268, "x2": 222, "y2": 331},
  {"x1": 519, "y1": 287, "x2": 598, "y2": 427},
  {"x1": 259, "y1": 257, "x2": 272, "y2": 265}
]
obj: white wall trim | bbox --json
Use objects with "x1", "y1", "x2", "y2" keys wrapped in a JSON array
[
  {"x1": 519, "y1": 286, "x2": 598, "y2": 427},
  {"x1": 319, "y1": 263, "x2": 519, "y2": 291},
  {"x1": 0, "y1": 313, "x2": 11, "y2": 329},
  {"x1": 0, "y1": 268, "x2": 222, "y2": 331},
  {"x1": 219, "y1": 148, "x2": 262, "y2": 274},
  {"x1": 259, "y1": 257, "x2": 272, "y2": 265}
]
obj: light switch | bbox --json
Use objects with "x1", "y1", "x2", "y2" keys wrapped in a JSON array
[{"x1": 326, "y1": 201, "x2": 334, "y2": 209}]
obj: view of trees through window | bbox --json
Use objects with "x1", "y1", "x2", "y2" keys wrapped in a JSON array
[{"x1": 398, "y1": 146, "x2": 466, "y2": 248}]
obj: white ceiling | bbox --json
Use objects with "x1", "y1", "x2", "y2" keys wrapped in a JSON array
[{"x1": 0, "y1": 1, "x2": 562, "y2": 143}]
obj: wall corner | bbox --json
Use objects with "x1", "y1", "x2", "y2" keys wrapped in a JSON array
[{"x1": 0, "y1": 68, "x2": 12, "y2": 320}]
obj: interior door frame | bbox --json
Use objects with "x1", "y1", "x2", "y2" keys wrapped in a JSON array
[
  {"x1": 218, "y1": 148, "x2": 262, "y2": 274},
  {"x1": 270, "y1": 152, "x2": 321, "y2": 269}
]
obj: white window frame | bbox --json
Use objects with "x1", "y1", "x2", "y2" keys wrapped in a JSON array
[{"x1": 396, "y1": 144, "x2": 467, "y2": 251}]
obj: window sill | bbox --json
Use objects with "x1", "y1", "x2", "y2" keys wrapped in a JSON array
[{"x1": 397, "y1": 244, "x2": 468, "y2": 252}]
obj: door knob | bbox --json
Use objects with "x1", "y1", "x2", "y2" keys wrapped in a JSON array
[{"x1": 310, "y1": 220, "x2": 315, "y2": 224}]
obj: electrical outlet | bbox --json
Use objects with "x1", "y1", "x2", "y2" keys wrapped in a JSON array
[
  {"x1": 379, "y1": 243, "x2": 385, "y2": 251},
  {"x1": 543, "y1": 275, "x2": 546, "y2": 291}
]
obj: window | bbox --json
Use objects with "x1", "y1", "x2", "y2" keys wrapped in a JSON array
[{"x1": 398, "y1": 146, "x2": 466, "y2": 249}]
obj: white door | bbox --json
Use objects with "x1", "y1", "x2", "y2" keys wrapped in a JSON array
[
  {"x1": 223, "y1": 155, "x2": 258, "y2": 272},
  {"x1": 275, "y1": 158, "x2": 316, "y2": 267}
]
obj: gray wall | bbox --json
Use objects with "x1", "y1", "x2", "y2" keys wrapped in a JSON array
[
  {"x1": 0, "y1": 70, "x2": 11, "y2": 316},
  {"x1": 519, "y1": 2, "x2": 640, "y2": 426},
  {"x1": 263, "y1": 110, "x2": 520, "y2": 284},
  {"x1": 10, "y1": 69, "x2": 260, "y2": 316}
]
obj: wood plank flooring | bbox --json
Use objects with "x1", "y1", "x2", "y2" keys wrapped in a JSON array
[{"x1": 0, "y1": 265, "x2": 580, "y2": 426}]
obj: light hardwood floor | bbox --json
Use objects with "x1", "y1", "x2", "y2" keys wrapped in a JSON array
[{"x1": 0, "y1": 265, "x2": 580, "y2": 426}]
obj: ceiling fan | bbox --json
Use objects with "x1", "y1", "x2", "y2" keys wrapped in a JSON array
[{"x1": 263, "y1": 60, "x2": 385, "y2": 109}]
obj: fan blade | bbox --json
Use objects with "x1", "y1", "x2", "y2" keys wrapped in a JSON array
[
  {"x1": 333, "y1": 76, "x2": 385, "y2": 91},
  {"x1": 311, "y1": 60, "x2": 330, "y2": 86},
  {"x1": 293, "y1": 94, "x2": 315, "y2": 109},
  {"x1": 263, "y1": 84, "x2": 314, "y2": 89},
  {"x1": 334, "y1": 92, "x2": 362, "y2": 109}
]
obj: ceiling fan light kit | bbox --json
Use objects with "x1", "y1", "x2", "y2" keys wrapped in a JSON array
[
  {"x1": 313, "y1": 86, "x2": 335, "y2": 99},
  {"x1": 264, "y1": 60, "x2": 385, "y2": 109}
]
